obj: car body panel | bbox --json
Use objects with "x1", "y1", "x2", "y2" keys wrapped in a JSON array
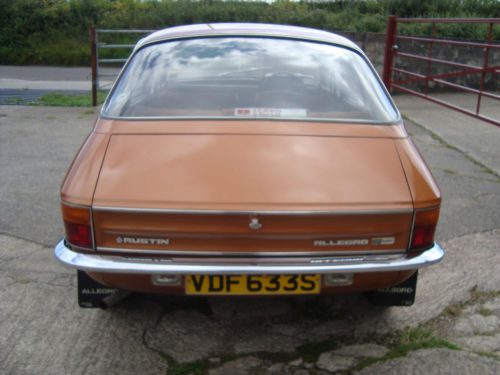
[
  {"x1": 92, "y1": 209, "x2": 413, "y2": 254},
  {"x1": 136, "y1": 23, "x2": 362, "y2": 55},
  {"x1": 93, "y1": 119, "x2": 408, "y2": 138},
  {"x1": 60, "y1": 132, "x2": 110, "y2": 206},
  {"x1": 93, "y1": 134, "x2": 412, "y2": 210},
  {"x1": 394, "y1": 138, "x2": 441, "y2": 209}
]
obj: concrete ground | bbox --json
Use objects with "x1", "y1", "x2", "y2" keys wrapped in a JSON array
[
  {"x1": 0, "y1": 65, "x2": 118, "y2": 91},
  {"x1": 0, "y1": 66, "x2": 499, "y2": 374}
]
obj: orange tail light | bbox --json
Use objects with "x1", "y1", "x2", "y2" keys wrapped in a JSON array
[
  {"x1": 410, "y1": 207, "x2": 440, "y2": 252},
  {"x1": 61, "y1": 202, "x2": 93, "y2": 249}
]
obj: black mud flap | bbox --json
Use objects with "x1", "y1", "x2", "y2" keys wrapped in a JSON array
[
  {"x1": 77, "y1": 270, "x2": 121, "y2": 308},
  {"x1": 365, "y1": 271, "x2": 418, "y2": 307}
]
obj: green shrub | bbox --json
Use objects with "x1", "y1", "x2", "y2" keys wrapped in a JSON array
[{"x1": 1, "y1": 0, "x2": 498, "y2": 66}]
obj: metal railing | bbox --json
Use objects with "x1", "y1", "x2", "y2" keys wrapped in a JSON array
[
  {"x1": 90, "y1": 27, "x2": 155, "y2": 106},
  {"x1": 382, "y1": 17, "x2": 500, "y2": 127}
]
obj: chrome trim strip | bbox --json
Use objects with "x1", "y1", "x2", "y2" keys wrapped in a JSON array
[
  {"x1": 92, "y1": 206, "x2": 413, "y2": 215},
  {"x1": 96, "y1": 246, "x2": 406, "y2": 257},
  {"x1": 99, "y1": 114, "x2": 394, "y2": 125},
  {"x1": 60, "y1": 199, "x2": 91, "y2": 209},
  {"x1": 415, "y1": 205, "x2": 441, "y2": 212},
  {"x1": 55, "y1": 240, "x2": 444, "y2": 275},
  {"x1": 65, "y1": 242, "x2": 94, "y2": 253},
  {"x1": 90, "y1": 206, "x2": 96, "y2": 251},
  {"x1": 408, "y1": 210, "x2": 416, "y2": 251}
]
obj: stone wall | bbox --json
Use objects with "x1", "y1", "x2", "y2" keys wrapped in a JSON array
[{"x1": 339, "y1": 31, "x2": 499, "y2": 92}]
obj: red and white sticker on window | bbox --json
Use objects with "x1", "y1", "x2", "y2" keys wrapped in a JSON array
[{"x1": 234, "y1": 108, "x2": 307, "y2": 118}]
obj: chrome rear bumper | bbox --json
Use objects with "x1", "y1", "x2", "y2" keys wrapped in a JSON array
[{"x1": 54, "y1": 239, "x2": 444, "y2": 275}]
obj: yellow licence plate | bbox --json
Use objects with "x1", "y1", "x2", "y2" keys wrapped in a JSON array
[{"x1": 186, "y1": 274, "x2": 320, "y2": 295}]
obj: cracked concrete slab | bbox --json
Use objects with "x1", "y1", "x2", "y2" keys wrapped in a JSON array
[
  {"x1": 143, "y1": 228, "x2": 500, "y2": 365},
  {"x1": 145, "y1": 298, "x2": 355, "y2": 363},
  {"x1": 395, "y1": 93, "x2": 500, "y2": 177},
  {"x1": 401, "y1": 118, "x2": 500, "y2": 242},
  {"x1": 0, "y1": 105, "x2": 95, "y2": 246},
  {"x1": 355, "y1": 348, "x2": 500, "y2": 375},
  {"x1": 0, "y1": 235, "x2": 168, "y2": 375},
  {"x1": 316, "y1": 344, "x2": 389, "y2": 372}
]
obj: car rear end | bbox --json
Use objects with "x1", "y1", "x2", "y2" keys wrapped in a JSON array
[
  {"x1": 55, "y1": 23, "x2": 443, "y2": 305},
  {"x1": 56, "y1": 124, "x2": 442, "y2": 299}
]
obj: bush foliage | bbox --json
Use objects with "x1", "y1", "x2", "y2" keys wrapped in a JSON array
[{"x1": 1, "y1": 0, "x2": 499, "y2": 65}]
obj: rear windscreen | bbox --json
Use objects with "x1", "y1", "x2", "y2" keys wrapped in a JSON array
[{"x1": 102, "y1": 37, "x2": 398, "y2": 123}]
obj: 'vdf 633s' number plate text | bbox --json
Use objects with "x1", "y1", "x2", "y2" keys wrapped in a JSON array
[{"x1": 186, "y1": 274, "x2": 320, "y2": 295}]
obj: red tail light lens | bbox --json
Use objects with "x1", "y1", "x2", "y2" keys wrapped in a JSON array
[
  {"x1": 61, "y1": 202, "x2": 93, "y2": 249},
  {"x1": 410, "y1": 207, "x2": 439, "y2": 251}
]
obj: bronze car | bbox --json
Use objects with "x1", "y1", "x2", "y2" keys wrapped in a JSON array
[{"x1": 55, "y1": 23, "x2": 443, "y2": 307}]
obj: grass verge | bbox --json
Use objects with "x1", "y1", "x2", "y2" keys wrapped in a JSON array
[
  {"x1": 32, "y1": 91, "x2": 107, "y2": 107},
  {"x1": 5, "y1": 91, "x2": 107, "y2": 107}
]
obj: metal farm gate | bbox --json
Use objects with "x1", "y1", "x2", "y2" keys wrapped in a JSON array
[
  {"x1": 89, "y1": 21, "x2": 500, "y2": 125},
  {"x1": 90, "y1": 27, "x2": 155, "y2": 106},
  {"x1": 382, "y1": 16, "x2": 500, "y2": 127}
]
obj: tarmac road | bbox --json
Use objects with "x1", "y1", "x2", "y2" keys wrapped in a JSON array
[{"x1": 0, "y1": 66, "x2": 499, "y2": 374}]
